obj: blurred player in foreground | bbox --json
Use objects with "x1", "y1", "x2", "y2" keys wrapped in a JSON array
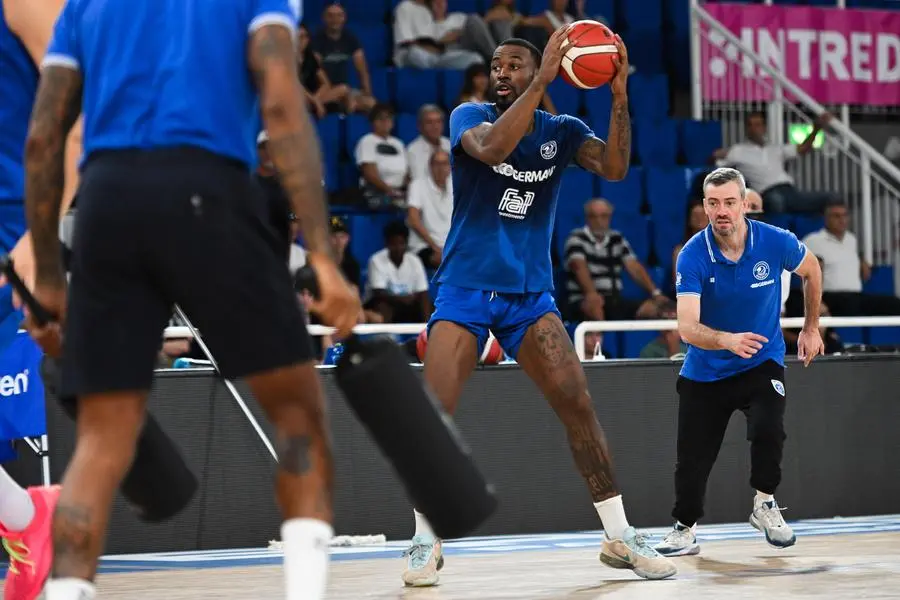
[
  {"x1": 0, "y1": 1, "x2": 82, "y2": 597},
  {"x1": 655, "y1": 167, "x2": 824, "y2": 557},
  {"x1": 402, "y1": 29, "x2": 677, "y2": 586},
  {"x1": 22, "y1": 1, "x2": 360, "y2": 599}
]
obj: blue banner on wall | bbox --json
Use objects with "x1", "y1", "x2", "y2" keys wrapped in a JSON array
[{"x1": 0, "y1": 332, "x2": 45, "y2": 441}]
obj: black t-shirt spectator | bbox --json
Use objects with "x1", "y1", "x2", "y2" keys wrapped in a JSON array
[
  {"x1": 311, "y1": 29, "x2": 361, "y2": 86},
  {"x1": 298, "y1": 46, "x2": 322, "y2": 94}
]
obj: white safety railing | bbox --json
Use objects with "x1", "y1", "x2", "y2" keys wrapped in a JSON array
[
  {"x1": 689, "y1": 0, "x2": 900, "y2": 273},
  {"x1": 573, "y1": 316, "x2": 900, "y2": 361}
]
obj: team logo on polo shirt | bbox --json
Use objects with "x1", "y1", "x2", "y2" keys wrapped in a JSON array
[
  {"x1": 540, "y1": 141, "x2": 557, "y2": 160},
  {"x1": 753, "y1": 261, "x2": 770, "y2": 281}
]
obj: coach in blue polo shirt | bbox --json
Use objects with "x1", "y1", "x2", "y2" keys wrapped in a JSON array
[{"x1": 654, "y1": 167, "x2": 824, "y2": 558}]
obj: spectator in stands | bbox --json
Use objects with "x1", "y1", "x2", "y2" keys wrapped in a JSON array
[
  {"x1": 329, "y1": 216, "x2": 383, "y2": 324},
  {"x1": 365, "y1": 221, "x2": 432, "y2": 323},
  {"x1": 406, "y1": 150, "x2": 453, "y2": 269},
  {"x1": 297, "y1": 24, "x2": 350, "y2": 117},
  {"x1": 564, "y1": 199, "x2": 668, "y2": 325},
  {"x1": 802, "y1": 204, "x2": 900, "y2": 316},
  {"x1": 392, "y1": 0, "x2": 487, "y2": 69},
  {"x1": 310, "y1": 3, "x2": 377, "y2": 114},
  {"x1": 671, "y1": 201, "x2": 708, "y2": 285},
  {"x1": 639, "y1": 299, "x2": 687, "y2": 359},
  {"x1": 515, "y1": 0, "x2": 577, "y2": 48},
  {"x1": 783, "y1": 300, "x2": 843, "y2": 357},
  {"x1": 355, "y1": 103, "x2": 409, "y2": 206},
  {"x1": 407, "y1": 104, "x2": 451, "y2": 183},
  {"x1": 713, "y1": 111, "x2": 834, "y2": 214}
]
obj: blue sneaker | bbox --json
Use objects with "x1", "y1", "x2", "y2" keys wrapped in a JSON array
[
  {"x1": 600, "y1": 526, "x2": 678, "y2": 580},
  {"x1": 401, "y1": 534, "x2": 444, "y2": 587}
]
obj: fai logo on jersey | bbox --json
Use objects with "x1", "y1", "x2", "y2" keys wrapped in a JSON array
[
  {"x1": 771, "y1": 379, "x2": 785, "y2": 397},
  {"x1": 540, "y1": 141, "x2": 558, "y2": 160},
  {"x1": 753, "y1": 261, "x2": 770, "y2": 281},
  {"x1": 498, "y1": 187, "x2": 534, "y2": 219}
]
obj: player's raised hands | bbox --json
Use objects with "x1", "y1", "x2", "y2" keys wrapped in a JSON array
[
  {"x1": 797, "y1": 327, "x2": 825, "y2": 367},
  {"x1": 537, "y1": 26, "x2": 571, "y2": 86},
  {"x1": 609, "y1": 34, "x2": 629, "y2": 96},
  {"x1": 724, "y1": 331, "x2": 768, "y2": 359}
]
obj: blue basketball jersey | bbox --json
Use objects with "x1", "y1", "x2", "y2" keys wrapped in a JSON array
[
  {"x1": 45, "y1": 0, "x2": 301, "y2": 168},
  {"x1": 0, "y1": 3, "x2": 39, "y2": 206},
  {"x1": 435, "y1": 103, "x2": 593, "y2": 293}
]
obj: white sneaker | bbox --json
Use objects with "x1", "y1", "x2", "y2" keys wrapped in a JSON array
[
  {"x1": 654, "y1": 522, "x2": 700, "y2": 556},
  {"x1": 600, "y1": 526, "x2": 678, "y2": 580},
  {"x1": 750, "y1": 497, "x2": 796, "y2": 548},
  {"x1": 401, "y1": 534, "x2": 444, "y2": 587}
]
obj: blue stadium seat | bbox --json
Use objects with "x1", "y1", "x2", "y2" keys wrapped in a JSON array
[
  {"x1": 612, "y1": 214, "x2": 650, "y2": 263},
  {"x1": 834, "y1": 327, "x2": 867, "y2": 345},
  {"x1": 793, "y1": 215, "x2": 824, "y2": 241},
  {"x1": 584, "y1": 85, "x2": 612, "y2": 125},
  {"x1": 302, "y1": 0, "x2": 327, "y2": 27},
  {"x1": 440, "y1": 69, "x2": 466, "y2": 111},
  {"x1": 645, "y1": 167, "x2": 690, "y2": 219},
  {"x1": 621, "y1": 265, "x2": 665, "y2": 299},
  {"x1": 599, "y1": 166, "x2": 644, "y2": 215},
  {"x1": 653, "y1": 221, "x2": 684, "y2": 276},
  {"x1": 869, "y1": 327, "x2": 900, "y2": 346},
  {"x1": 315, "y1": 114, "x2": 342, "y2": 163},
  {"x1": 864, "y1": 266, "x2": 895, "y2": 295},
  {"x1": 664, "y1": 0, "x2": 690, "y2": 35},
  {"x1": 348, "y1": 67, "x2": 391, "y2": 104},
  {"x1": 396, "y1": 69, "x2": 440, "y2": 114},
  {"x1": 590, "y1": 114, "x2": 610, "y2": 144},
  {"x1": 621, "y1": 331, "x2": 660, "y2": 359},
  {"x1": 680, "y1": 120, "x2": 723, "y2": 166},
  {"x1": 547, "y1": 78, "x2": 581, "y2": 116},
  {"x1": 345, "y1": 114, "x2": 370, "y2": 157},
  {"x1": 634, "y1": 119, "x2": 678, "y2": 167},
  {"x1": 619, "y1": 0, "x2": 662, "y2": 33},
  {"x1": 347, "y1": 212, "x2": 403, "y2": 269},
  {"x1": 765, "y1": 214, "x2": 795, "y2": 233},
  {"x1": 343, "y1": 0, "x2": 390, "y2": 23},
  {"x1": 353, "y1": 24, "x2": 390, "y2": 68},
  {"x1": 621, "y1": 31, "x2": 665, "y2": 74},
  {"x1": 450, "y1": 0, "x2": 484, "y2": 13},
  {"x1": 583, "y1": 0, "x2": 616, "y2": 27},
  {"x1": 554, "y1": 170, "x2": 596, "y2": 258},
  {"x1": 628, "y1": 73, "x2": 669, "y2": 119},
  {"x1": 395, "y1": 113, "x2": 418, "y2": 144},
  {"x1": 339, "y1": 161, "x2": 360, "y2": 190}
]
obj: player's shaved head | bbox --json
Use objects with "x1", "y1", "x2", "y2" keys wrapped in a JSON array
[{"x1": 494, "y1": 38, "x2": 542, "y2": 67}]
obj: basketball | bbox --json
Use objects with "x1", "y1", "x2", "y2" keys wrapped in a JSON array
[
  {"x1": 480, "y1": 337, "x2": 505, "y2": 365},
  {"x1": 416, "y1": 329, "x2": 428, "y2": 362},
  {"x1": 559, "y1": 20, "x2": 619, "y2": 90}
]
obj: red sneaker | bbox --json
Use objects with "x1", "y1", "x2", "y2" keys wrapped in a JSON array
[{"x1": 2, "y1": 485, "x2": 61, "y2": 600}]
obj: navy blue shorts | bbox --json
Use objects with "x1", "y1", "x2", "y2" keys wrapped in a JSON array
[{"x1": 428, "y1": 284, "x2": 561, "y2": 359}]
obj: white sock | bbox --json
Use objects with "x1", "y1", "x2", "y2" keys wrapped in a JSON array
[
  {"x1": 0, "y1": 466, "x2": 34, "y2": 532},
  {"x1": 413, "y1": 510, "x2": 435, "y2": 538},
  {"x1": 44, "y1": 578, "x2": 96, "y2": 600},
  {"x1": 756, "y1": 491, "x2": 774, "y2": 503},
  {"x1": 281, "y1": 518, "x2": 332, "y2": 600},
  {"x1": 594, "y1": 495, "x2": 630, "y2": 540}
]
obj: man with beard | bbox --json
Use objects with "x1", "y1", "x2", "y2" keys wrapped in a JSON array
[
  {"x1": 655, "y1": 167, "x2": 824, "y2": 557},
  {"x1": 399, "y1": 30, "x2": 677, "y2": 587}
]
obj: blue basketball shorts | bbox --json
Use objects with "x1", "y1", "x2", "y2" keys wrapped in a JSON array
[
  {"x1": 428, "y1": 284, "x2": 561, "y2": 359},
  {"x1": 0, "y1": 204, "x2": 26, "y2": 353}
]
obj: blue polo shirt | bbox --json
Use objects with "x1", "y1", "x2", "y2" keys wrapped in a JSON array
[
  {"x1": 675, "y1": 219, "x2": 807, "y2": 382},
  {"x1": 44, "y1": 0, "x2": 301, "y2": 168}
]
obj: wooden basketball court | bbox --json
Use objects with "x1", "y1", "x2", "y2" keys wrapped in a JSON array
[{"x1": 55, "y1": 515, "x2": 900, "y2": 599}]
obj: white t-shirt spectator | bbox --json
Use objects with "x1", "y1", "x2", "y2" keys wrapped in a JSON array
[
  {"x1": 355, "y1": 133, "x2": 408, "y2": 189},
  {"x1": 406, "y1": 135, "x2": 451, "y2": 183},
  {"x1": 802, "y1": 229, "x2": 863, "y2": 292},
  {"x1": 719, "y1": 142, "x2": 797, "y2": 193},
  {"x1": 393, "y1": 0, "x2": 435, "y2": 47},
  {"x1": 433, "y1": 12, "x2": 467, "y2": 39},
  {"x1": 289, "y1": 243, "x2": 307, "y2": 275},
  {"x1": 367, "y1": 248, "x2": 429, "y2": 298},
  {"x1": 407, "y1": 176, "x2": 453, "y2": 252}
]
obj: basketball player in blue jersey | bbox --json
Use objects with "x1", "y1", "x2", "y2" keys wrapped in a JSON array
[
  {"x1": 401, "y1": 30, "x2": 677, "y2": 586},
  {"x1": 0, "y1": 1, "x2": 84, "y2": 598},
  {"x1": 22, "y1": 1, "x2": 360, "y2": 598}
]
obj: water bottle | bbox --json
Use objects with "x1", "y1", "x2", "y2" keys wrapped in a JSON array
[{"x1": 323, "y1": 343, "x2": 345, "y2": 366}]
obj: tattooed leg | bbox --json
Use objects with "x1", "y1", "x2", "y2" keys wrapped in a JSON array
[
  {"x1": 53, "y1": 392, "x2": 147, "y2": 580},
  {"x1": 517, "y1": 313, "x2": 620, "y2": 502},
  {"x1": 247, "y1": 362, "x2": 333, "y2": 522}
]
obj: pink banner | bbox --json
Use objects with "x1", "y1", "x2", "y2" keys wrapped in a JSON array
[{"x1": 702, "y1": 4, "x2": 900, "y2": 106}]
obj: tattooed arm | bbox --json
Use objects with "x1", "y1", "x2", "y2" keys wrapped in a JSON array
[
  {"x1": 248, "y1": 24, "x2": 333, "y2": 259},
  {"x1": 574, "y1": 95, "x2": 630, "y2": 181},
  {"x1": 24, "y1": 65, "x2": 82, "y2": 288}
]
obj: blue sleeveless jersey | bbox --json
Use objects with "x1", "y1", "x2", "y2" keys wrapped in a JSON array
[
  {"x1": 45, "y1": 0, "x2": 301, "y2": 168},
  {"x1": 0, "y1": 3, "x2": 38, "y2": 206},
  {"x1": 435, "y1": 103, "x2": 593, "y2": 293}
]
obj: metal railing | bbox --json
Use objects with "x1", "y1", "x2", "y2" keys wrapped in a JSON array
[{"x1": 689, "y1": 0, "x2": 900, "y2": 272}]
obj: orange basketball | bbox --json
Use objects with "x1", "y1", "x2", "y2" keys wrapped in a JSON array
[
  {"x1": 480, "y1": 337, "x2": 505, "y2": 365},
  {"x1": 559, "y1": 20, "x2": 619, "y2": 90}
]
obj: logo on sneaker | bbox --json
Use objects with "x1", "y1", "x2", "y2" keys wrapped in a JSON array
[{"x1": 771, "y1": 379, "x2": 785, "y2": 396}]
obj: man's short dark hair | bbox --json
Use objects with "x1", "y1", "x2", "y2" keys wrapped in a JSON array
[
  {"x1": 384, "y1": 220, "x2": 409, "y2": 241},
  {"x1": 746, "y1": 111, "x2": 766, "y2": 125},
  {"x1": 497, "y1": 38, "x2": 542, "y2": 67},
  {"x1": 369, "y1": 102, "x2": 394, "y2": 123}
]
